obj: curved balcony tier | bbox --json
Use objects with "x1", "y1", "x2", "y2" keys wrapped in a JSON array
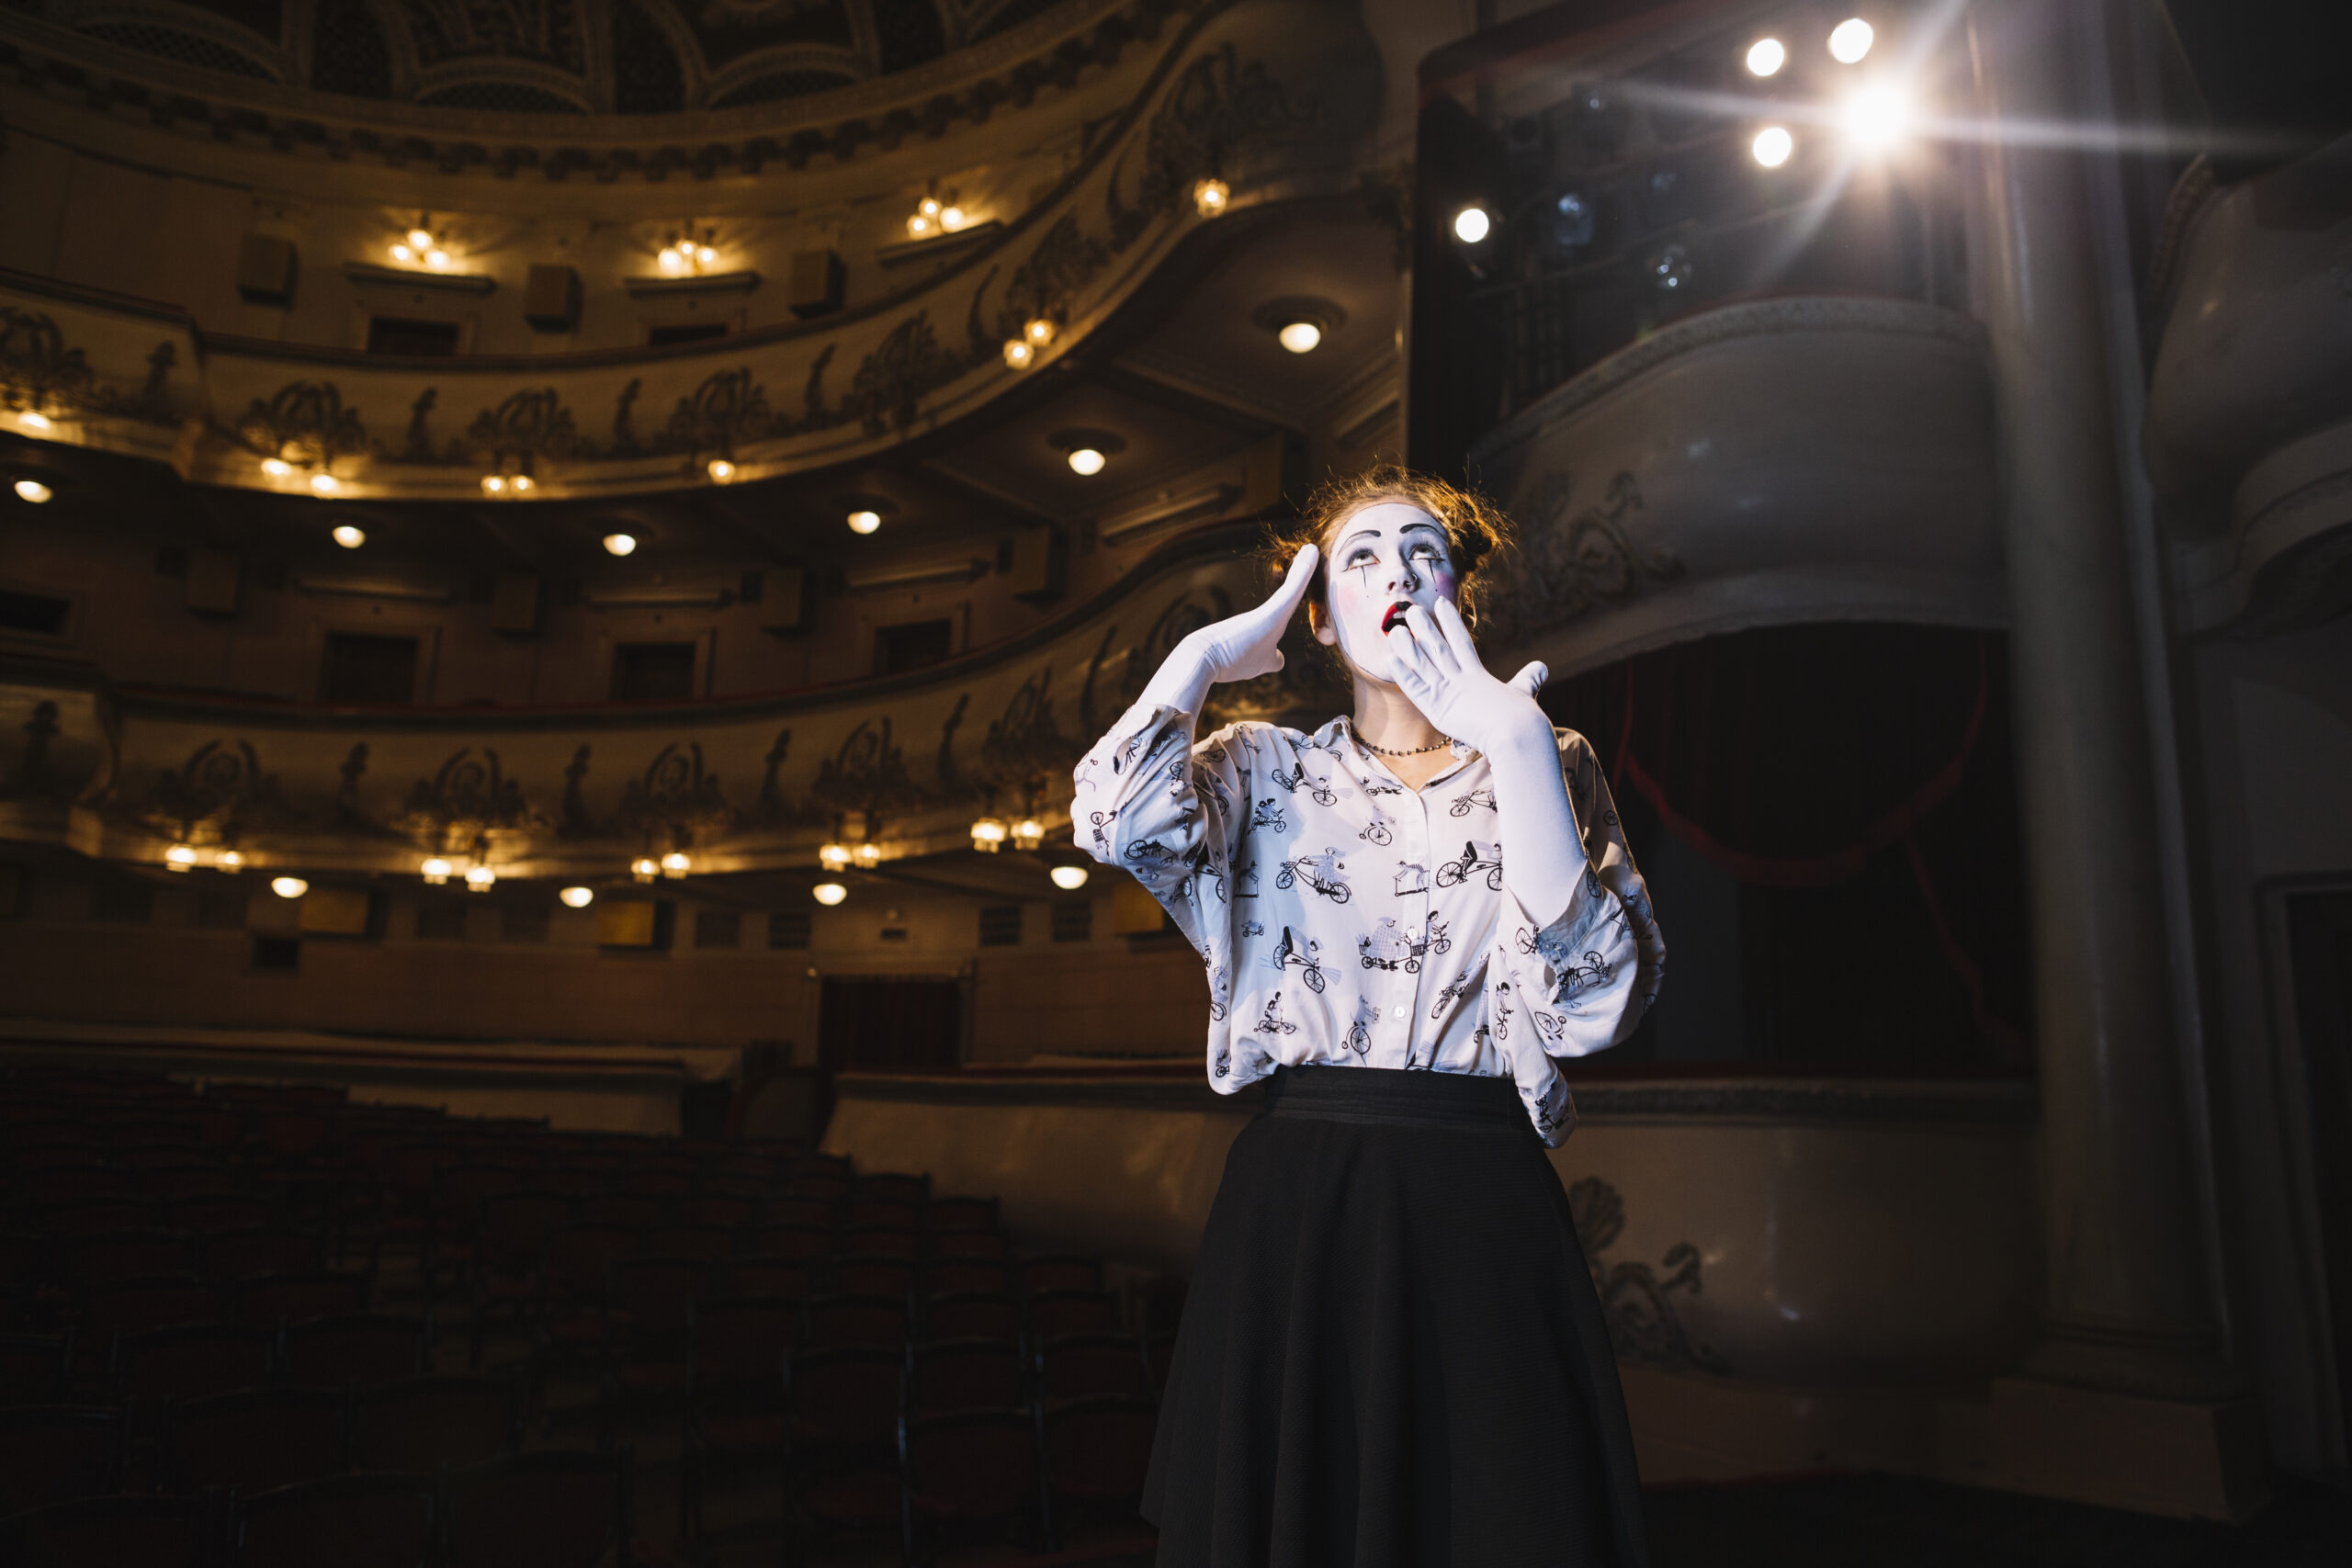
[
  {"x1": 1463, "y1": 296, "x2": 2004, "y2": 680},
  {"x1": 2146, "y1": 137, "x2": 2352, "y2": 634},
  {"x1": 0, "y1": 0, "x2": 1380, "y2": 500}
]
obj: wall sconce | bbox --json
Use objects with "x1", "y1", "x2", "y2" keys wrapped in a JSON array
[
  {"x1": 420, "y1": 857, "x2": 453, "y2": 885},
  {"x1": 851, "y1": 842, "x2": 881, "y2": 870},
  {"x1": 970, "y1": 817, "x2": 1008, "y2": 853},
  {"x1": 390, "y1": 214, "x2": 452, "y2": 271},
  {"x1": 1009, "y1": 816, "x2": 1046, "y2": 852},
  {"x1": 1193, "y1": 177, "x2": 1230, "y2": 217},
  {"x1": 661, "y1": 851, "x2": 691, "y2": 879},
  {"x1": 819, "y1": 841, "x2": 853, "y2": 872},
  {"x1": 631, "y1": 856, "x2": 661, "y2": 884},
  {"x1": 217, "y1": 851, "x2": 244, "y2": 872},
  {"x1": 481, "y1": 467, "x2": 537, "y2": 497},
  {"x1": 906, "y1": 187, "x2": 968, "y2": 239},
  {"x1": 813, "y1": 882, "x2": 847, "y2": 906},
  {"x1": 165, "y1": 844, "x2": 198, "y2": 872},
  {"x1": 464, "y1": 863, "x2": 496, "y2": 893},
  {"x1": 659, "y1": 224, "x2": 721, "y2": 275},
  {"x1": 560, "y1": 886, "x2": 594, "y2": 908},
  {"x1": 707, "y1": 457, "x2": 737, "y2": 483},
  {"x1": 270, "y1": 875, "x2": 309, "y2": 899}
]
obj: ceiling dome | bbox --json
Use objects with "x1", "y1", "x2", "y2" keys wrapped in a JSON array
[{"x1": 15, "y1": 0, "x2": 1075, "y2": 115}]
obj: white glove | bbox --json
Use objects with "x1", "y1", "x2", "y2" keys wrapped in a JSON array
[
  {"x1": 1381, "y1": 598, "x2": 1550, "y2": 758},
  {"x1": 1137, "y1": 545, "x2": 1320, "y2": 716}
]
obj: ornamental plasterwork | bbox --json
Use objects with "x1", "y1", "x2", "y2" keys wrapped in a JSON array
[
  {"x1": 0, "y1": 17, "x2": 1343, "y2": 497},
  {"x1": 1567, "y1": 1174, "x2": 1730, "y2": 1375}
]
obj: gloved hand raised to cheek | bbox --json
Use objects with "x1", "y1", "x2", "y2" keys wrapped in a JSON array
[{"x1": 1136, "y1": 545, "x2": 1321, "y2": 716}]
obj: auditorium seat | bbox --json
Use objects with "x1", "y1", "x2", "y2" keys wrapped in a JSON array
[
  {"x1": 927, "y1": 1260, "x2": 1014, "y2": 1296},
  {"x1": 0, "y1": 1331, "x2": 71, "y2": 1402},
  {"x1": 928, "y1": 1196, "x2": 1000, "y2": 1233},
  {"x1": 349, "y1": 1374, "x2": 522, "y2": 1473},
  {"x1": 1042, "y1": 1394, "x2": 1160, "y2": 1540},
  {"x1": 278, "y1": 1313, "x2": 430, "y2": 1387},
  {"x1": 923, "y1": 1292, "x2": 1022, "y2": 1345},
  {"x1": 234, "y1": 1472, "x2": 436, "y2": 1568},
  {"x1": 1026, "y1": 1288, "x2": 1122, "y2": 1338},
  {"x1": 109, "y1": 1324, "x2": 278, "y2": 1404},
  {"x1": 1035, "y1": 1331, "x2": 1154, "y2": 1406},
  {"x1": 161, "y1": 1387, "x2": 347, "y2": 1494},
  {"x1": 801, "y1": 1293, "x2": 906, "y2": 1353},
  {"x1": 443, "y1": 1450, "x2": 635, "y2": 1568},
  {"x1": 898, "y1": 1407, "x2": 1047, "y2": 1559},
  {"x1": 0, "y1": 1493, "x2": 215, "y2": 1568},
  {"x1": 0, "y1": 1404, "x2": 124, "y2": 1509},
  {"x1": 827, "y1": 1255, "x2": 917, "y2": 1297},
  {"x1": 228, "y1": 1270, "x2": 369, "y2": 1327},
  {"x1": 907, "y1": 1338, "x2": 1027, "y2": 1416},
  {"x1": 1020, "y1": 1256, "x2": 1106, "y2": 1295}
]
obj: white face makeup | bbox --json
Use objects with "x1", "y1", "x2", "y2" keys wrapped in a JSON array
[{"x1": 1314, "y1": 502, "x2": 1459, "y2": 683}]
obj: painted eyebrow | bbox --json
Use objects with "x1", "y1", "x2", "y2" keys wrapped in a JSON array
[{"x1": 1335, "y1": 523, "x2": 1448, "y2": 553}]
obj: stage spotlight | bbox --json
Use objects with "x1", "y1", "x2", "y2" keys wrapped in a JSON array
[
  {"x1": 1829, "y1": 17, "x2": 1875, "y2": 63},
  {"x1": 1452, "y1": 206, "x2": 1492, "y2": 244},
  {"x1": 1842, "y1": 83, "x2": 1909, "y2": 150},
  {"x1": 1746, "y1": 38, "x2": 1786, "y2": 76},
  {"x1": 1751, "y1": 126, "x2": 1794, "y2": 167}
]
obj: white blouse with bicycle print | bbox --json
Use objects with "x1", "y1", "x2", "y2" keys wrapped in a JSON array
[{"x1": 1070, "y1": 700, "x2": 1666, "y2": 1145}]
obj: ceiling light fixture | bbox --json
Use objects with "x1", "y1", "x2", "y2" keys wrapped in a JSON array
[
  {"x1": 631, "y1": 856, "x2": 661, "y2": 883},
  {"x1": 217, "y1": 851, "x2": 243, "y2": 872},
  {"x1": 481, "y1": 475, "x2": 508, "y2": 495},
  {"x1": 13, "y1": 479, "x2": 52, "y2": 504},
  {"x1": 560, "y1": 886, "x2": 594, "y2": 908},
  {"x1": 1752, "y1": 125, "x2": 1795, "y2": 167},
  {"x1": 1277, "y1": 321, "x2": 1322, "y2": 354},
  {"x1": 971, "y1": 817, "x2": 1008, "y2": 853},
  {"x1": 812, "y1": 882, "x2": 847, "y2": 906},
  {"x1": 1009, "y1": 817, "x2": 1046, "y2": 852},
  {"x1": 511, "y1": 474, "x2": 535, "y2": 494},
  {"x1": 1746, "y1": 38, "x2": 1787, "y2": 76},
  {"x1": 1452, "y1": 205, "x2": 1492, "y2": 244},
  {"x1": 421, "y1": 857, "x2": 452, "y2": 885},
  {"x1": 818, "y1": 841, "x2": 853, "y2": 872},
  {"x1": 262, "y1": 458, "x2": 292, "y2": 478},
  {"x1": 1253, "y1": 297, "x2": 1344, "y2": 355},
  {"x1": 1049, "y1": 428, "x2": 1126, "y2": 478},
  {"x1": 18, "y1": 411, "x2": 54, "y2": 433},
  {"x1": 270, "y1": 875, "x2": 309, "y2": 899},
  {"x1": 847, "y1": 509, "x2": 881, "y2": 535},
  {"x1": 165, "y1": 844, "x2": 198, "y2": 872},
  {"x1": 1067, "y1": 448, "x2": 1105, "y2": 477},
  {"x1": 332, "y1": 525, "x2": 366, "y2": 549},
  {"x1": 1828, "y1": 17, "x2": 1875, "y2": 63},
  {"x1": 707, "y1": 458, "x2": 737, "y2": 483},
  {"x1": 661, "y1": 851, "x2": 691, "y2": 879},
  {"x1": 1842, "y1": 83, "x2": 1909, "y2": 150},
  {"x1": 1050, "y1": 864, "x2": 1090, "y2": 891},
  {"x1": 1002, "y1": 339, "x2": 1035, "y2": 369},
  {"x1": 1024, "y1": 318, "x2": 1057, "y2": 346},
  {"x1": 603, "y1": 533, "x2": 639, "y2": 557},
  {"x1": 309, "y1": 473, "x2": 340, "y2": 496},
  {"x1": 1192, "y1": 178, "x2": 1229, "y2": 217},
  {"x1": 464, "y1": 863, "x2": 496, "y2": 892},
  {"x1": 851, "y1": 843, "x2": 881, "y2": 870}
]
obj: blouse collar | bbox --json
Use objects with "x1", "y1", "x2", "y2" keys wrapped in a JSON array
[{"x1": 1316, "y1": 714, "x2": 1482, "y2": 791}]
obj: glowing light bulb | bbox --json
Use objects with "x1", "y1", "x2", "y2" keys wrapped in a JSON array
[
  {"x1": 603, "y1": 533, "x2": 638, "y2": 557},
  {"x1": 309, "y1": 473, "x2": 339, "y2": 496},
  {"x1": 1843, "y1": 83, "x2": 1909, "y2": 149},
  {"x1": 818, "y1": 842, "x2": 852, "y2": 872},
  {"x1": 407, "y1": 227, "x2": 434, "y2": 251},
  {"x1": 19, "y1": 412, "x2": 53, "y2": 433},
  {"x1": 970, "y1": 817, "x2": 1008, "y2": 852},
  {"x1": 560, "y1": 886, "x2": 594, "y2": 908},
  {"x1": 660, "y1": 246, "x2": 684, "y2": 274},
  {"x1": 217, "y1": 851, "x2": 243, "y2": 872},
  {"x1": 390, "y1": 244, "x2": 413, "y2": 264},
  {"x1": 165, "y1": 844, "x2": 198, "y2": 871},
  {"x1": 481, "y1": 474, "x2": 508, "y2": 495},
  {"x1": 1050, "y1": 864, "x2": 1089, "y2": 891},
  {"x1": 919, "y1": 196, "x2": 941, "y2": 218},
  {"x1": 812, "y1": 882, "x2": 847, "y2": 906},
  {"x1": 464, "y1": 863, "x2": 495, "y2": 892},
  {"x1": 851, "y1": 843, "x2": 880, "y2": 869},
  {"x1": 1277, "y1": 321, "x2": 1322, "y2": 354},
  {"x1": 13, "y1": 479, "x2": 52, "y2": 504},
  {"x1": 1010, "y1": 818, "x2": 1045, "y2": 852},
  {"x1": 1453, "y1": 206, "x2": 1492, "y2": 244},
  {"x1": 707, "y1": 458, "x2": 736, "y2": 482},
  {"x1": 631, "y1": 856, "x2": 660, "y2": 883},
  {"x1": 907, "y1": 214, "x2": 934, "y2": 238},
  {"x1": 1746, "y1": 38, "x2": 1786, "y2": 76},
  {"x1": 1752, "y1": 126, "x2": 1794, "y2": 167},
  {"x1": 939, "y1": 206, "x2": 964, "y2": 230},
  {"x1": 511, "y1": 474, "x2": 534, "y2": 494},
  {"x1": 270, "y1": 876, "x2": 309, "y2": 899},
  {"x1": 1192, "y1": 178, "x2": 1228, "y2": 216},
  {"x1": 421, "y1": 857, "x2": 452, "y2": 885},
  {"x1": 847, "y1": 510, "x2": 881, "y2": 535},
  {"x1": 1829, "y1": 17, "x2": 1874, "y2": 63},
  {"x1": 262, "y1": 458, "x2": 292, "y2": 477},
  {"x1": 332, "y1": 525, "x2": 366, "y2": 549},
  {"x1": 425, "y1": 249, "x2": 450, "y2": 271},
  {"x1": 1067, "y1": 447, "x2": 1106, "y2": 477},
  {"x1": 661, "y1": 852, "x2": 690, "y2": 878},
  {"x1": 1002, "y1": 339, "x2": 1035, "y2": 369},
  {"x1": 1024, "y1": 318, "x2": 1056, "y2": 346},
  {"x1": 695, "y1": 245, "x2": 717, "y2": 268}
]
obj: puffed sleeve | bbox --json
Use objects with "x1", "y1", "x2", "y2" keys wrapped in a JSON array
[
  {"x1": 1069, "y1": 698, "x2": 1253, "y2": 977},
  {"x1": 1487, "y1": 730, "x2": 1666, "y2": 1066}
]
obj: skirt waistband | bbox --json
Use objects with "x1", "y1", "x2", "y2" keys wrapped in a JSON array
[{"x1": 1260, "y1": 1065, "x2": 1532, "y2": 1134}]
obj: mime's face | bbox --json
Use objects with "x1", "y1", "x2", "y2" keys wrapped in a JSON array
[{"x1": 1310, "y1": 502, "x2": 1460, "y2": 684}]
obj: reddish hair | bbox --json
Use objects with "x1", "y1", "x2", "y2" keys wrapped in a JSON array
[{"x1": 1258, "y1": 465, "x2": 1518, "y2": 632}]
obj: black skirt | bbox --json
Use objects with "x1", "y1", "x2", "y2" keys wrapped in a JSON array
[{"x1": 1142, "y1": 1066, "x2": 1647, "y2": 1568}]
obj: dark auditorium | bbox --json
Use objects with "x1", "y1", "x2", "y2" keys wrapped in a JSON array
[{"x1": 0, "y1": 0, "x2": 2346, "y2": 1563}]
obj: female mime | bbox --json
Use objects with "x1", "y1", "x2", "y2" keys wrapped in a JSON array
[{"x1": 1071, "y1": 468, "x2": 1667, "y2": 1567}]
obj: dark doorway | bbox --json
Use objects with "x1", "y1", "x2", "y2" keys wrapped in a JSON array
[
  {"x1": 818, "y1": 976, "x2": 961, "y2": 1074},
  {"x1": 2286, "y1": 887, "x2": 2352, "y2": 1456},
  {"x1": 367, "y1": 316, "x2": 460, "y2": 356},
  {"x1": 319, "y1": 633, "x2": 419, "y2": 703},
  {"x1": 874, "y1": 618, "x2": 953, "y2": 675}
]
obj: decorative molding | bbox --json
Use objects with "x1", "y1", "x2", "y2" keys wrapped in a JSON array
[
  {"x1": 843, "y1": 558, "x2": 990, "y2": 593},
  {"x1": 622, "y1": 270, "x2": 763, "y2": 301},
  {"x1": 1568, "y1": 1176, "x2": 1730, "y2": 1374},
  {"x1": 876, "y1": 221, "x2": 1007, "y2": 271},
  {"x1": 1098, "y1": 480, "x2": 1241, "y2": 543}
]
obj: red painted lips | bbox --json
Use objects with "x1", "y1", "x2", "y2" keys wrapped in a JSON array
[{"x1": 1381, "y1": 601, "x2": 1415, "y2": 634}]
